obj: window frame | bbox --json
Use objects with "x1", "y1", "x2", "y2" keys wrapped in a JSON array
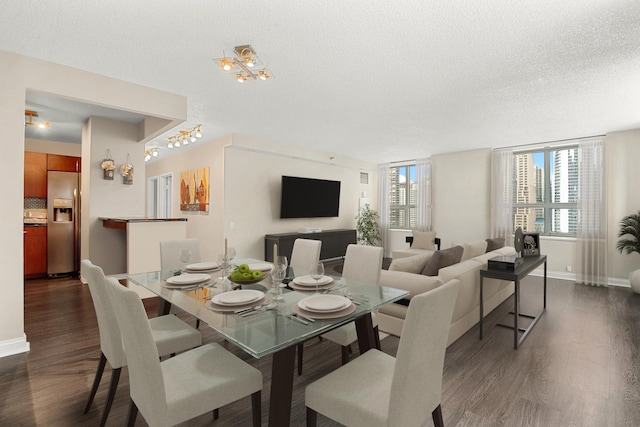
[
  {"x1": 512, "y1": 146, "x2": 578, "y2": 237},
  {"x1": 389, "y1": 163, "x2": 416, "y2": 229}
]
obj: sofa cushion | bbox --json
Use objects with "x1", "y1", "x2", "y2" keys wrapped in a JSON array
[
  {"x1": 411, "y1": 230, "x2": 436, "y2": 250},
  {"x1": 421, "y1": 245, "x2": 463, "y2": 276},
  {"x1": 379, "y1": 270, "x2": 444, "y2": 299},
  {"x1": 485, "y1": 237, "x2": 505, "y2": 252},
  {"x1": 388, "y1": 253, "x2": 432, "y2": 274},
  {"x1": 453, "y1": 240, "x2": 488, "y2": 261}
]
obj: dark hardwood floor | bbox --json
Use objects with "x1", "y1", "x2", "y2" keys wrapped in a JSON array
[{"x1": 1, "y1": 275, "x2": 639, "y2": 426}]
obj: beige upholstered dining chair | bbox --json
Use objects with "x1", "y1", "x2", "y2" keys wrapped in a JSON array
[
  {"x1": 106, "y1": 275, "x2": 263, "y2": 427},
  {"x1": 305, "y1": 279, "x2": 460, "y2": 427},
  {"x1": 81, "y1": 259, "x2": 202, "y2": 427},
  {"x1": 160, "y1": 238, "x2": 202, "y2": 271},
  {"x1": 297, "y1": 244, "x2": 384, "y2": 375},
  {"x1": 160, "y1": 238, "x2": 203, "y2": 327},
  {"x1": 289, "y1": 238, "x2": 322, "y2": 270}
]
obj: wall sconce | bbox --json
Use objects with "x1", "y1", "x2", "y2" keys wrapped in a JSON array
[{"x1": 216, "y1": 45, "x2": 273, "y2": 83}]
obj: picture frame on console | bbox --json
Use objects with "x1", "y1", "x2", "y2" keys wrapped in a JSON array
[{"x1": 522, "y1": 232, "x2": 540, "y2": 257}]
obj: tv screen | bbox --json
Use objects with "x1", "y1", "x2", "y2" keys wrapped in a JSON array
[{"x1": 280, "y1": 176, "x2": 341, "y2": 218}]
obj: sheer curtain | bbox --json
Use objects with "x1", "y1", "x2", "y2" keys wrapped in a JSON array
[
  {"x1": 576, "y1": 138, "x2": 607, "y2": 286},
  {"x1": 490, "y1": 148, "x2": 514, "y2": 241},
  {"x1": 377, "y1": 163, "x2": 391, "y2": 256},
  {"x1": 415, "y1": 158, "x2": 432, "y2": 231}
]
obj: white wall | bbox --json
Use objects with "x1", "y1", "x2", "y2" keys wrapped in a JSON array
[
  {"x1": 607, "y1": 129, "x2": 640, "y2": 281},
  {"x1": 85, "y1": 117, "x2": 148, "y2": 275},
  {"x1": 0, "y1": 49, "x2": 186, "y2": 358},
  {"x1": 25, "y1": 138, "x2": 81, "y2": 156},
  {"x1": 225, "y1": 134, "x2": 378, "y2": 260},
  {"x1": 145, "y1": 135, "x2": 229, "y2": 262},
  {"x1": 431, "y1": 148, "x2": 493, "y2": 247}
]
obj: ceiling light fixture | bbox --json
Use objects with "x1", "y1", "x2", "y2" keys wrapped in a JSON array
[
  {"x1": 215, "y1": 45, "x2": 273, "y2": 83},
  {"x1": 165, "y1": 124, "x2": 202, "y2": 150},
  {"x1": 145, "y1": 148, "x2": 159, "y2": 162},
  {"x1": 25, "y1": 109, "x2": 50, "y2": 128}
]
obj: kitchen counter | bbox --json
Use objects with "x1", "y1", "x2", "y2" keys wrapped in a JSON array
[{"x1": 100, "y1": 217, "x2": 187, "y2": 231}]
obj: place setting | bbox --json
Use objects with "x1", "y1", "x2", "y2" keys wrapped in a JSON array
[
  {"x1": 205, "y1": 289, "x2": 268, "y2": 313},
  {"x1": 291, "y1": 293, "x2": 356, "y2": 320},
  {"x1": 288, "y1": 274, "x2": 335, "y2": 292},
  {"x1": 162, "y1": 272, "x2": 212, "y2": 290},
  {"x1": 184, "y1": 261, "x2": 220, "y2": 273}
]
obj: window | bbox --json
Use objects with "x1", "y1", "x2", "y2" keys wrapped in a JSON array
[
  {"x1": 389, "y1": 164, "x2": 416, "y2": 228},
  {"x1": 512, "y1": 147, "x2": 578, "y2": 236}
]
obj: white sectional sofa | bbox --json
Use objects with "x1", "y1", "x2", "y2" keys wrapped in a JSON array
[{"x1": 378, "y1": 242, "x2": 517, "y2": 347}]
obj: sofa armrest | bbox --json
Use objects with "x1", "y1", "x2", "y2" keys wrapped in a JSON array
[
  {"x1": 406, "y1": 236, "x2": 441, "y2": 250},
  {"x1": 379, "y1": 269, "x2": 444, "y2": 300}
]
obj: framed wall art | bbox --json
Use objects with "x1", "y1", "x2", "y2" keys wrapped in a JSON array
[{"x1": 180, "y1": 166, "x2": 210, "y2": 212}]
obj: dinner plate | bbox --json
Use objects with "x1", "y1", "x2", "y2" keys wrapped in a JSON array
[
  {"x1": 185, "y1": 262, "x2": 219, "y2": 271},
  {"x1": 288, "y1": 280, "x2": 335, "y2": 292},
  {"x1": 298, "y1": 294, "x2": 351, "y2": 313},
  {"x1": 205, "y1": 296, "x2": 267, "y2": 313},
  {"x1": 166, "y1": 273, "x2": 211, "y2": 286},
  {"x1": 248, "y1": 262, "x2": 273, "y2": 272},
  {"x1": 212, "y1": 289, "x2": 265, "y2": 306},
  {"x1": 292, "y1": 275, "x2": 333, "y2": 287},
  {"x1": 292, "y1": 302, "x2": 356, "y2": 319}
]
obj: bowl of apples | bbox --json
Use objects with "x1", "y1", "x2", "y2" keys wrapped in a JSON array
[{"x1": 228, "y1": 263, "x2": 269, "y2": 285}]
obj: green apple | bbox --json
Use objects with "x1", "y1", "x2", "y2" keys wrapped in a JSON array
[
  {"x1": 238, "y1": 264, "x2": 250, "y2": 273},
  {"x1": 251, "y1": 270, "x2": 264, "y2": 280},
  {"x1": 241, "y1": 272, "x2": 252, "y2": 281},
  {"x1": 231, "y1": 270, "x2": 241, "y2": 281}
]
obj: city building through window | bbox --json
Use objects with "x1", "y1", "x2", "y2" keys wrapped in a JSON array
[{"x1": 389, "y1": 164, "x2": 416, "y2": 228}]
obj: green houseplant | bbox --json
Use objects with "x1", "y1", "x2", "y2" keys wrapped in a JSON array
[
  {"x1": 356, "y1": 205, "x2": 381, "y2": 246},
  {"x1": 616, "y1": 211, "x2": 640, "y2": 293}
]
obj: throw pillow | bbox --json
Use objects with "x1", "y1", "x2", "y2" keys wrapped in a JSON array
[
  {"x1": 421, "y1": 245, "x2": 464, "y2": 276},
  {"x1": 458, "y1": 240, "x2": 488, "y2": 261},
  {"x1": 411, "y1": 230, "x2": 436, "y2": 250},
  {"x1": 388, "y1": 253, "x2": 432, "y2": 274},
  {"x1": 485, "y1": 237, "x2": 505, "y2": 252}
]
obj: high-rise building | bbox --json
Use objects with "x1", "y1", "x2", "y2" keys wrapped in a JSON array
[
  {"x1": 552, "y1": 148, "x2": 579, "y2": 233},
  {"x1": 513, "y1": 153, "x2": 538, "y2": 232}
]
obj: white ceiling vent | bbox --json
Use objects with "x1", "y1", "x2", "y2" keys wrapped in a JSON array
[{"x1": 360, "y1": 172, "x2": 369, "y2": 185}]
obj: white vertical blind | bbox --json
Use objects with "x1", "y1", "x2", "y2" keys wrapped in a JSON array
[
  {"x1": 576, "y1": 138, "x2": 607, "y2": 286},
  {"x1": 377, "y1": 163, "x2": 391, "y2": 256},
  {"x1": 415, "y1": 158, "x2": 432, "y2": 231},
  {"x1": 490, "y1": 148, "x2": 514, "y2": 241}
]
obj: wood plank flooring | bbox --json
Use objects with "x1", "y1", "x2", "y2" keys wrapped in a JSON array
[{"x1": 1, "y1": 275, "x2": 639, "y2": 426}]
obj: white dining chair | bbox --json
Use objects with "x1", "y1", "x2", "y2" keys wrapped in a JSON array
[
  {"x1": 106, "y1": 275, "x2": 263, "y2": 427},
  {"x1": 160, "y1": 238, "x2": 202, "y2": 271},
  {"x1": 160, "y1": 238, "x2": 203, "y2": 327},
  {"x1": 305, "y1": 279, "x2": 460, "y2": 427},
  {"x1": 81, "y1": 259, "x2": 202, "y2": 427},
  {"x1": 289, "y1": 238, "x2": 322, "y2": 270},
  {"x1": 297, "y1": 244, "x2": 384, "y2": 375}
]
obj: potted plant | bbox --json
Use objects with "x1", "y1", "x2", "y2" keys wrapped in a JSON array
[
  {"x1": 355, "y1": 205, "x2": 381, "y2": 246},
  {"x1": 616, "y1": 211, "x2": 640, "y2": 293}
]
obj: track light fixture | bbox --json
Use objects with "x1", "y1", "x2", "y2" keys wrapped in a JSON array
[
  {"x1": 25, "y1": 110, "x2": 50, "y2": 128},
  {"x1": 166, "y1": 124, "x2": 202, "y2": 149},
  {"x1": 145, "y1": 148, "x2": 159, "y2": 162},
  {"x1": 216, "y1": 45, "x2": 273, "y2": 83}
]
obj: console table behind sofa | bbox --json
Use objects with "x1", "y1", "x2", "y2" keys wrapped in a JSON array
[{"x1": 264, "y1": 229, "x2": 356, "y2": 262}]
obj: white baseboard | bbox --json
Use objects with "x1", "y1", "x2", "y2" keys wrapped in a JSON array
[
  {"x1": 0, "y1": 334, "x2": 30, "y2": 358},
  {"x1": 529, "y1": 270, "x2": 631, "y2": 288}
]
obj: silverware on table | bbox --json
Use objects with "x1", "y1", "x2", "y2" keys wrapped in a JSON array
[
  {"x1": 288, "y1": 314, "x2": 309, "y2": 325},
  {"x1": 294, "y1": 312, "x2": 315, "y2": 323}
]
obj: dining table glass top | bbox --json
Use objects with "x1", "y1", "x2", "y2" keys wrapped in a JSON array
[{"x1": 126, "y1": 260, "x2": 408, "y2": 359}]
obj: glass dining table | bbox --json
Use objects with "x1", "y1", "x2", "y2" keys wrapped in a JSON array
[{"x1": 126, "y1": 259, "x2": 408, "y2": 427}]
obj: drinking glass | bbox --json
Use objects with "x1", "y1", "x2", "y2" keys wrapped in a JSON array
[
  {"x1": 310, "y1": 262, "x2": 325, "y2": 293},
  {"x1": 179, "y1": 249, "x2": 192, "y2": 267},
  {"x1": 271, "y1": 263, "x2": 286, "y2": 301},
  {"x1": 227, "y1": 247, "x2": 236, "y2": 268},
  {"x1": 217, "y1": 253, "x2": 231, "y2": 290}
]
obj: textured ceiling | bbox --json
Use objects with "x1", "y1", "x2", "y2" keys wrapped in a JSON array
[{"x1": 3, "y1": 0, "x2": 640, "y2": 163}]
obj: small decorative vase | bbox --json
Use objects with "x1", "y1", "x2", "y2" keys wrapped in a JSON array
[
  {"x1": 630, "y1": 269, "x2": 640, "y2": 294},
  {"x1": 103, "y1": 168, "x2": 114, "y2": 180}
]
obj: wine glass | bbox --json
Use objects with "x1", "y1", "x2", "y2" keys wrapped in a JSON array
[
  {"x1": 310, "y1": 262, "x2": 325, "y2": 294},
  {"x1": 217, "y1": 253, "x2": 230, "y2": 290},
  {"x1": 271, "y1": 262, "x2": 287, "y2": 301},
  {"x1": 179, "y1": 249, "x2": 192, "y2": 269},
  {"x1": 227, "y1": 247, "x2": 236, "y2": 268}
]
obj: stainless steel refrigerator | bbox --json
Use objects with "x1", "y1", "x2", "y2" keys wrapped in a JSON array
[{"x1": 47, "y1": 171, "x2": 80, "y2": 276}]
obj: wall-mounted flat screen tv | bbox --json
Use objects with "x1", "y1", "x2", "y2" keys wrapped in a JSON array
[{"x1": 280, "y1": 175, "x2": 341, "y2": 218}]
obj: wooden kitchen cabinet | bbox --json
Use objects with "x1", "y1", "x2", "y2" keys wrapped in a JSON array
[
  {"x1": 47, "y1": 154, "x2": 81, "y2": 172},
  {"x1": 24, "y1": 151, "x2": 48, "y2": 198},
  {"x1": 24, "y1": 226, "x2": 47, "y2": 278}
]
